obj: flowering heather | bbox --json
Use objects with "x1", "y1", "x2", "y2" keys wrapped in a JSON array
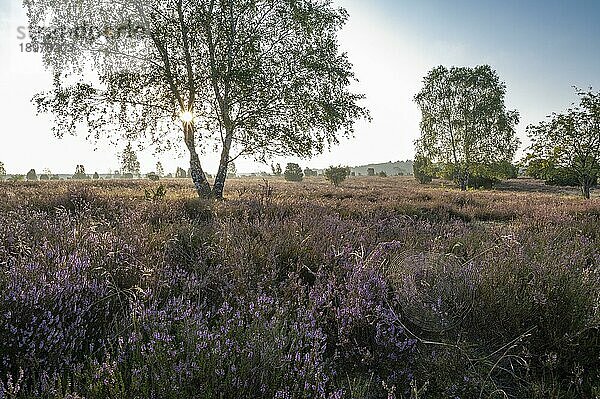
[{"x1": 0, "y1": 177, "x2": 599, "y2": 398}]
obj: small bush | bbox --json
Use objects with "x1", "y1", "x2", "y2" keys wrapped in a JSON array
[
  {"x1": 468, "y1": 173, "x2": 498, "y2": 189},
  {"x1": 147, "y1": 172, "x2": 160, "y2": 181},
  {"x1": 227, "y1": 162, "x2": 237, "y2": 178},
  {"x1": 324, "y1": 165, "x2": 350, "y2": 186},
  {"x1": 284, "y1": 163, "x2": 303, "y2": 182},
  {"x1": 438, "y1": 163, "x2": 500, "y2": 189},
  {"x1": 72, "y1": 165, "x2": 90, "y2": 180},
  {"x1": 304, "y1": 167, "x2": 318, "y2": 177},
  {"x1": 544, "y1": 167, "x2": 598, "y2": 187},
  {"x1": 10, "y1": 175, "x2": 25, "y2": 181},
  {"x1": 145, "y1": 184, "x2": 167, "y2": 201},
  {"x1": 496, "y1": 160, "x2": 519, "y2": 179},
  {"x1": 271, "y1": 163, "x2": 282, "y2": 176},
  {"x1": 175, "y1": 167, "x2": 187, "y2": 178},
  {"x1": 26, "y1": 169, "x2": 37, "y2": 181}
]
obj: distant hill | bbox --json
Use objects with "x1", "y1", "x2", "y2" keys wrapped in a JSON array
[{"x1": 350, "y1": 160, "x2": 413, "y2": 176}]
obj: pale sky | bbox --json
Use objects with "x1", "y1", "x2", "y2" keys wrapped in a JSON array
[{"x1": 1, "y1": 0, "x2": 599, "y2": 175}]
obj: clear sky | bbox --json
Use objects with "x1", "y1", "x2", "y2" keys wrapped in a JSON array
[{"x1": 0, "y1": 0, "x2": 599, "y2": 175}]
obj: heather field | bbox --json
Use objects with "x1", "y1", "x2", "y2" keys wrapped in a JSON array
[{"x1": 1, "y1": 177, "x2": 599, "y2": 398}]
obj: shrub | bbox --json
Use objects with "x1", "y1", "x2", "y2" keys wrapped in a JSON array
[
  {"x1": 26, "y1": 169, "x2": 37, "y2": 181},
  {"x1": 324, "y1": 165, "x2": 350, "y2": 186},
  {"x1": 495, "y1": 160, "x2": 519, "y2": 179},
  {"x1": 544, "y1": 167, "x2": 598, "y2": 187},
  {"x1": 10, "y1": 175, "x2": 25, "y2": 181},
  {"x1": 522, "y1": 156, "x2": 592, "y2": 189},
  {"x1": 175, "y1": 167, "x2": 187, "y2": 178},
  {"x1": 121, "y1": 142, "x2": 140, "y2": 176},
  {"x1": 227, "y1": 162, "x2": 237, "y2": 178},
  {"x1": 271, "y1": 163, "x2": 282, "y2": 176},
  {"x1": 413, "y1": 155, "x2": 433, "y2": 184},
  {"x1": 437, "y1": 163, "x2": 501, "y2": 189},
  {"x1": 284, "y1": 163, "x2": 303, "y2": 182},
  {"x1": 304, "y1": 167, "x2": 318, "y2": 177},
  {"x1": 467, "y1": 173, "x2": 498, "y2": 189},
  {"x1": 147, "y1": 172, "x2": 160, "y2": 181},
  {"x1": 145, "y1": 184, "x2": 166, "y2": 201},
  {"x1": 367, "y1": 167, "x2": 375, "y2": 176},
  {"x1": 156, "y1": 162, "x2": 164, "y2": 177},
  {"x1": 523, "y1": 157, "x2": 549, "y2": 180},
  {"x1": 378, "y1": 171, "x2": 387, "y2": 177},
  {"x1": 73, "y1": 165, "x2": 90, "y2": 180}
]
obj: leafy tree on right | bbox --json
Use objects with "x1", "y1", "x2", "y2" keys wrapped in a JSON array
[
  {"x1": 523, "y1": 88, "x2": 600, "y2": 199},
  {"x1": 414, "y1": 65, "x2": 520, "y2": 190}
]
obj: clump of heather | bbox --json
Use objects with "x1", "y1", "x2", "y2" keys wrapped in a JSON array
[{"x1": 0, "y1": 178, "x2": 599, "y2": 398}]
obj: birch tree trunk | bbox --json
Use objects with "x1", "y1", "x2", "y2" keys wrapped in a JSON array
[
  {"x1": 184, "y1": 123, "x2": 212, "y2": 198},
  {"x1": 212, "y1": 127, "x2": 234, "y2": 199}
]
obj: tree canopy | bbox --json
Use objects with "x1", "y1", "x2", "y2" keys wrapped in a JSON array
[
  {"x1": 25, "y1": 0, "x2": 369, "y2": 198},
  {"x1": 414, "y1": 65, "x2": 520, "y2": 190},
  {"x1": 523, "y1": 88, "x2": 600, "y2": 199}
]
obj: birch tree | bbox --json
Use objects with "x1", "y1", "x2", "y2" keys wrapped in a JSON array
[
  {"x1": 414, "y1": 65, "x2": 519, "y2": 190},
  {"x1": 25, "y1": 0, "x2": 369, "y2": 198}
]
